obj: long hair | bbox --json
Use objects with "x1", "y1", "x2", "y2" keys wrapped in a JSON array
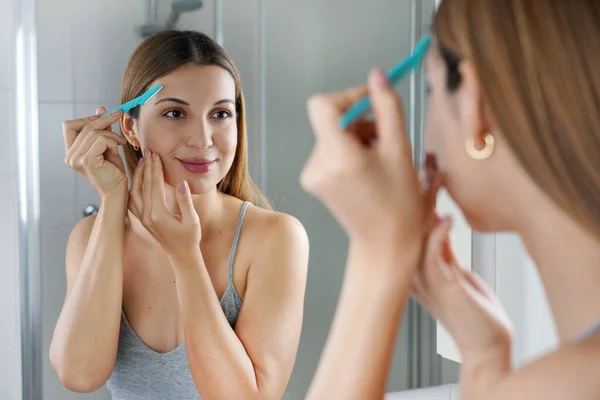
[
  {"x1": 434, "y1": 0, "x2": 600, "y2": 238},
  {"x1": 119, "y1": 30, "x2": 271, "y2": 209}
]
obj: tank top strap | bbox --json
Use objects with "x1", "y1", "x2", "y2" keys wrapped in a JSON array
[
  {"x1": 576, "y1": 318, "x2": 600, "y2": 343},
  {"x1": 227, "y1": 201, "x2": 251, "y2": 285}
]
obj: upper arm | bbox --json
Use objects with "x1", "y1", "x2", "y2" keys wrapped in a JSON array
[
  {"x1": 64, "y1": 215, "x2": 97, "y2": 297},
  {"x1": 485, "y1": 345, "x2": 600, "y2": 400},
  {"x1": 234, "y1": 213, "x2": 309, "y2": 394}
]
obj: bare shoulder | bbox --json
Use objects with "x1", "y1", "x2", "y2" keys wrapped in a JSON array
[
  {"x1": 244, "y1": 205, "x2": 309, "y2": 254},
  {"x1": 489, "y1": 339, "x2": 600, "y2": 400}
]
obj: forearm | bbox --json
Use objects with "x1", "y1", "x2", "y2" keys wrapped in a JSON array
[
  {"x1": 307, "y1": 240, "x2": 421, "y2": 400},
  {"x1": 171, "y1": 252, "x2": 263, "y2": 399},
  {"x1": 50, "y1": 192, "x2": 127, "y2": 384},
  {"x1": 460, "y1": 346, "x2": 512, "y2": 400}
]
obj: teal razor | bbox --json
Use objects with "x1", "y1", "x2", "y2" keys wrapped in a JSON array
[
  {"x1": 101, "y1": 84, "x2": 164, "y2": 117},
  {"x1": 338, "y1": 35, "x2": 431, "y2": 130}
]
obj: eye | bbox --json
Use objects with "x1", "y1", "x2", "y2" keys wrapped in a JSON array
[
  {"x1": 163, "y1": 109, "x2": 185, "y2": 119},
  {"x1": 211, "y1": 110, "x2": 233, "y2": 120}
]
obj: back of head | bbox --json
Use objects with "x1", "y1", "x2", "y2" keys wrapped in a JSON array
[
  {"x1": 433, "y1": 0, "x2": 600, "y2": 238},
  {"x1": 120, "y1": 30, "x2": 271, "y2": 209}
]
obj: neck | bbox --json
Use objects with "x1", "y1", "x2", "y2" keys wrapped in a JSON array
[{"x1": 516, "y1": 197, "x2": 600, "y2": 343}]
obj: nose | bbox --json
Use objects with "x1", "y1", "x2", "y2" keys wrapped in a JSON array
[{"x1": 185, "y1": 121, "x2": 213, "y2": 150}]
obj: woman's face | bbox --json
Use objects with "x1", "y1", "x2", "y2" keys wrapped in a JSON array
[
  {"x1": 125, "y1": 63, "x2": 238, "y2": 194},
  {"x1": 423, "y1": 44, "x2": 516, "y2": 231}
]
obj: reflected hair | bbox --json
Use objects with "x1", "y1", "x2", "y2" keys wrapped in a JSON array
[
  {"x1": 119, "y1": 30, "x2": 271, "y2": 210},
  {"x1": 433, "y1": 0, "x2": 600, "y2": 239}
]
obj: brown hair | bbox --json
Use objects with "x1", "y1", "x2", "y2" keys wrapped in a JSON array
[
  {"x1": 433, "y1": 0, "x2": 600, "y2": 238},
  {"x1": 120, "y1": 30, "x2": 271, "y2": 210}
]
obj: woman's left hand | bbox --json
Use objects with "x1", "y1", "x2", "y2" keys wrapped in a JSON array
[
  {"x1": 129, "y1": 149, "x2": 201, "y2": 258},
  {"x1": 412, "y1": 213, "x2": 513, "y2": 394}
]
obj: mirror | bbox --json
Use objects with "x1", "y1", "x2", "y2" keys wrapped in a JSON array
[{"x1": 9, "y1": 0, "x2": 462, "y2": 398}]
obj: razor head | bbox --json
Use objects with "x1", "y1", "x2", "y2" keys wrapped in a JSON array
[
  {"x1": 338, "y1": 34, "x2": 431, "y2": 130},
  {"x1": 411, "y1": 35, "x2": 431, "y2": 67},
  {"x1": 137, "y1": 84, "x2": 164, "y2": 106}
]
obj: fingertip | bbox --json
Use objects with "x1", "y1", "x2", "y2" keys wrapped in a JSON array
[
  {"x1": 368, "y1": 67, "x2": 390, "y2": 91},
  {"x1": 177, "y1": 181, "x2": 189, "y2": 194},
  {"x1": 441, "y1": 216, "x2": 453, "y2": 232},
  {"x1": 429, "y1": 215, "x2": 452, "y2": 245}
]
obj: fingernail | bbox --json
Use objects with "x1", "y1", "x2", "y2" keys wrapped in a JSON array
[
  {"x1": 427, "y1": 170, "x2": 437, "y2": 189},
  {"x1": 441, "y1": 216, "x2": 452, "y2": 229},
  {"x1": 145, "y1": 149, "x2": 150, "y2": 158},
  {"x1": 89, "y1": 114, "x2": 100, "y2": 121},
  {"x1": 138, "y1": 158, "x2": 143, "y2": 166},
  {"x1": 371, "y1": 68, "x2": 389, "y2": 89},
  {"x1": 177, "y1": 181, "x2": 188, "y2": 193},
  {"x1": 152, "y1": 152, "x2": 158, "y2": 160},
  {"x1": 112, "y1": 110, "x2": 122, "y2": 117}
]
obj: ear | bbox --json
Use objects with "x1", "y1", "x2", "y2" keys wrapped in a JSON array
[
  {"x1": 120, "y1": 113, "x2": 140, "y2": 148},
  {"x1": 456, "y1": 61, "x2": 494, "y2": 147}
]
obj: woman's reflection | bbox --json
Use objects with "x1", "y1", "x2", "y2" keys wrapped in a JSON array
[{"x1": 50, "y1": 30, "x2": 309, "y2": 400}]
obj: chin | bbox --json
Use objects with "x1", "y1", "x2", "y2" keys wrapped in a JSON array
[{"x1": 187, "y1": 178, "x2": 222, "y2": 195}]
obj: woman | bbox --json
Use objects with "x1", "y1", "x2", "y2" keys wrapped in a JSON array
[
  {"x1": 50, "y1": 30, "x2": 309, "y2": 400},
  {"x1": 302, "y1": 1, "x2": 600, "y2": 399}
]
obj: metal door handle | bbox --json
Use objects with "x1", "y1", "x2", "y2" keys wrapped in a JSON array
[{"x1": 82, "y1": 204, "x2": 99, "y2": 218}]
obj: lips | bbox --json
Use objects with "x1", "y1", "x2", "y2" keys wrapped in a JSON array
[{"x1": 178, "y1": 158, "x2": 215, "y2": 174}]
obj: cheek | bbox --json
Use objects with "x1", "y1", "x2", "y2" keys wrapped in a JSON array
[
  {"x1": 424, "y1": 99, "x2": 453, "y2": 160},
  {"x1": 137, "y1": 121, "x2": 178, "y2": 153},
  {"x1": 214, "y1": 124, "x2": 238, "y2": 157}
]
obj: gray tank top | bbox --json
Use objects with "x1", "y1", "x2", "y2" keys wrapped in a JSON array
[{"x1": 106, "y1": 201, "x2": 251, "y2": 400}]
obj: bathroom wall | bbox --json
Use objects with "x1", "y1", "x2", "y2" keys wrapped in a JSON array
[{"x1": 0, "y1": 0, "x2": 24, "y2": 399}]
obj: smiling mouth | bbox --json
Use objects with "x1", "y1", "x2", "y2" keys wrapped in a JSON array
[{"x1": 178, "y1": 158, "x2": 216, "y2": 174}]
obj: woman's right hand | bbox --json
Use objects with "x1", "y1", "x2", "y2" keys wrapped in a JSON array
[
  {"x1": 301, "y1": 68, "x2": 440, "y2": 254},
  {"x1": 63, "y1": 107, "x2": 129, "y2": 197}
]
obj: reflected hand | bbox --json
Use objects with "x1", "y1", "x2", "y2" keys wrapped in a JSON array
[
  {"x1": 301, "y1": 68, "x2": 440, "y2": 252},
  {"x1": 128, "y1": 149, "x2": 201, "y2": 258},
  {"x1": 63, "y1": 107, "x2": 128, "y2": 196},
  {"x1": 412, "y1": 214, "x2": 513, "y2": 394}
]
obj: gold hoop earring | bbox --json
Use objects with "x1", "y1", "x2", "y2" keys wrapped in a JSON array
[
  {"x1": 133, "y1": 143, "x2": 139, "y2": 151},
  {"x1": 466, "y1": 133, "x2": 495, "y2": 160}
]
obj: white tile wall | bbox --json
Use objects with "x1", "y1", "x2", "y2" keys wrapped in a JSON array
[
  {"x1": 1, "y1": 2, "x2": 21, "y2": 398},
  {"x1": 35, "y1": 0, "x2": 73, "y2": 102},
  {"x1": 39, "y1": 103, "x2": 76, "y2": 229},
  {"x1": 0, "y1": 175, "x2": 18, "y2": 264},
  {"x1": 0, "y1": 259, "x2": 22, "y2": 400},
  {"x1": 70, "y1": 1, "x2": 147, "y2": 103},
  {"x1": 0, "y1": 0, "x2": 12, "y2": 90},
  {"x1": 0, "y1": 90, "x2": 13, "y2": 175}
]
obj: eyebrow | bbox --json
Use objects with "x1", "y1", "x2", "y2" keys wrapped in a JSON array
[{"x1": 154, "y1": 97, "x2": 235, "y2": 106}]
